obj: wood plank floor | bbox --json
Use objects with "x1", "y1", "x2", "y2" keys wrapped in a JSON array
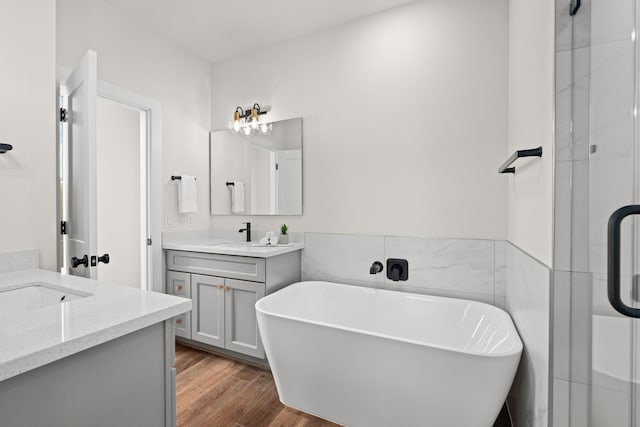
[
  {"x1": 175, "y1": 344, "x2": 512, "y2": 427},
  {"x1": 175, "y1": 344, "x2": 339, "y2": 427}
]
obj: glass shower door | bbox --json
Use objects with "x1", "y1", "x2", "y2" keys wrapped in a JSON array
[{"x1": 586, "y1": 0, "x2": 640, "y2": 425}]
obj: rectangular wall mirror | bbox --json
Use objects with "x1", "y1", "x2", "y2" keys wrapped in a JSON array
[{"x1": 210, "y1": 117, "x2": 302, "y2": 215}]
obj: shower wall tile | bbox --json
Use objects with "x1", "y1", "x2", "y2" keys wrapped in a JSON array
[
  {"x1": 506, "y1": 242, "x2": 551, "y2": 427},
  {"x1": 571, "y1": 47, "x2": 591, "y2": 161},
  {"x1": 555, "y1": 0, "x2": 573, "y2": 52},
  {"x1": 555, "y1": 48, "x2": 590, "y2": 163},
  {"x1": 552, "y1": 379, "x2": 570, "y2": 427},
  {"x1": 384, "y1": 237, "x2": 494, "y2": 296},
  {"x1": 591, "y1": 0, "x2": 633, "y2": 46},
  {"x1": 554, "y1": 162, "x2": 572, "y2": 271},
  {"x1": 590, "y1": 40, "x2": 635, "y2": 160},
  {"x1": 591, "y1": 384, "x2": 631, "y2": 426},
  {"x1": 553, "y1": 271, "x2": 571, "y2": 382},
  {"x1": 554, "y1": 161, "x2": 590, "y2": 273},
  {"x1": 555, "y1": 50, "x2": 572, "y2": 161},
  {"x1": 570, "y1": 161, "x2": 590, "y2": 271},
  {"x1": 0, "y1": 250, "x2": 39, "y2": 273},
  {"x1": 556, "y1": 0, "x2": 590, "y2": 52},
  {"x1": 571, "y1": 0, "x2": 591, "y2": 50},
  {"x1": 569, "y1": 382, "x2": 589, "y2": 427},
  {"x1": 589, "y1": 157, "x2": 634, "y2": 250},
  {"x1": 569, "y1": 272, "x2": 592, "y2": 385},
  {"x1": 301, "y1": 233, "x2": 384, "y2": 286}
]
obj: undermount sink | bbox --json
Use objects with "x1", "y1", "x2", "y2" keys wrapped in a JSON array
[
  {"x1": 210, "y1": 242, "x2": 252, "y2": 249},
  {"x1": 211, "y1": 242, "x2": 294, "y2": 249},
  {"x1": 0, "y1": 282, "x2": 91, "y2": 315}
]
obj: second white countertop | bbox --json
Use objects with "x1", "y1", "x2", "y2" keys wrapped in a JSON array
[{"x1": 163, "y1": 239, "x2": 304, "y2": 258}]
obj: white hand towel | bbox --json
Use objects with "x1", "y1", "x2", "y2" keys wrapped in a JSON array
[
  {"x1": 231, "y1": 181, "x2": 245, "y2": 214},
  {"x1": 178, "y1": 176, "x2": 197, "y2": 214},
  {"x1": 262, "y1": 231, "x2": 278, "y2": 246},
  {"x1": 259, "y1": 237, "x2": 269, "y2": 246}
]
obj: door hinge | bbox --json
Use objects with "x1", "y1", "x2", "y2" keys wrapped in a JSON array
[
  {"x1": 60, "y1": 221, "x2": 67, "y2": 235},
  {"x1": 147, "y1": 238, "x2": 152, "y2": 246},
  {"x1": 569, "y1": 0, "x2": 581, "y2": 16},
  {"x1": 59, "y1": 108, "x2": 68, "y2": 123}
]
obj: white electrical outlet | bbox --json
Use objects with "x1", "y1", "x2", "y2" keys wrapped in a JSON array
[
  {"x1": 186, "y1": 214, "x2": 193, "y2": 226},
  {"x1": 165, "y1": 214, "x2": 173, "y2": 226}
]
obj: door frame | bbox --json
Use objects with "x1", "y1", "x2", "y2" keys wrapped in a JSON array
[{"x1": 57, "y1": 66, "x2": 163, "y2": 292}]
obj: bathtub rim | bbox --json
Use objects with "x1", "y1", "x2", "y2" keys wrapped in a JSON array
[{"x1": 256, "y1": 281, "x2": 523, "y2": 358}]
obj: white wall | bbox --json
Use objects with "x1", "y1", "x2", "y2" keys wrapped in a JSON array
[
  {"x1": 210, "y1": 0, "x2": 509, "y2": 240},
  {"x1": 0, "y1": 0, "x2": 56, "y2": 270},
  {"x1": 507, "y1": 0, "x2": 555, "y2": 267},
  {"x1": 57, "y1": 0, "x2": 211, "y2": 233},
  {"x1": 96, "y1": 97, "x2": 141, "y2": 288}
]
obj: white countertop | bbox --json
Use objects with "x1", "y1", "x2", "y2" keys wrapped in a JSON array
[
  {"x1": 0, "y1": 269, "x2": 191, "y2": 382},
  {"x1": 163, "y1": 239, "x2": 304, "y2": 258}
]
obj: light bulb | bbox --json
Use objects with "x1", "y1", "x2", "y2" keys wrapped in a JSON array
[
  {"x1": 250, "y1": 108, "x2": 259, "y2": 129},
  {"x1": 230, "y1": 109, "x2": 243, "y2": 133},
  {"x1": 243, "y1": 125, "x2": 252, "y2": 136},
  {"x1": 259, "y1": 123, "x2": 272, "y2": 135}
]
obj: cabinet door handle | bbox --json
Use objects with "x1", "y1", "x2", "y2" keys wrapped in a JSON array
[
  {"x1": 224, "y1": 286, "x2": 230, "y2": 291},
  {"x1": 176, "y1": 285, "x2": 183, "y2": 292},
  {"x1": 217, "y1": 284, "x2": 223, "y2": 289}
]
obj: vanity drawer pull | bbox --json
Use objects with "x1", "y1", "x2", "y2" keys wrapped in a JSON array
[
  {"x1": 175, "y1": 285, "x2": 183, "y2": 292},
  {"x1": 176, "y1": 318, "x2": 183, "y2": 325}
]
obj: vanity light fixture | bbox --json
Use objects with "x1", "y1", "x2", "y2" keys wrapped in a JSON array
[{"x1": 229, "y1": 103, "x2": 273, "y2": 136}]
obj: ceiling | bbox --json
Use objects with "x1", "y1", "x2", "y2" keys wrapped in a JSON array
[{"x1": 105, "y1": 0, "x2": 419, "y2": 62}]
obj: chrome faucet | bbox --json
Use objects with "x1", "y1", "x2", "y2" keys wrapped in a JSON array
[{"x1": 239, "y1": 222, "x2": 251, "y2": 242}]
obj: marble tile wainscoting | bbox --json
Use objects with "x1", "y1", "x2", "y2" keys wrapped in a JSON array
[
  {"x1": 506, "y1": 243, "x2": 552, "y2": 427},
  {"x1": 301, "y1": 232, "x2": 507, "y2": 306}
]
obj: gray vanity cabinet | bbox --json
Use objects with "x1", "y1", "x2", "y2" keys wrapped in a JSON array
[
  {"x1": 165, "y1": 249, "x2": 300, "y2": 360},
  {"x1": 166, "y1": 271, "x2": 191, "y2": 339},
  {"x1": 191, "y1": 274, "x2": 225, "y2": 347}
]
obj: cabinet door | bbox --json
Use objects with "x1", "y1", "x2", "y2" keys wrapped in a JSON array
[
  {"x1": 224, "y1": 279, "x2": 265, "y2": 358},
  {"x1": 167, "y1": 271, "x2": 191, "y2": 339},
  {"x1": 191, "y1": 274, "x2": 225, "y2": 347}
]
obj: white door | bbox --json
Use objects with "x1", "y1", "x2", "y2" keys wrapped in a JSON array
[
  {"x1": 276, "y1": 149, "x2": 302, "y2": 215},
  {"x1": 64, "y1": 50, "x2": 97, "y2": 278}
]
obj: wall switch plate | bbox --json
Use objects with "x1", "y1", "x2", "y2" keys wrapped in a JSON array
[
  {"x1": 186, "y1": 214, "x2": 193, "y2": 226},
  {"x1": 165, "y1": 214, "x2": 173, "y2": 226}
]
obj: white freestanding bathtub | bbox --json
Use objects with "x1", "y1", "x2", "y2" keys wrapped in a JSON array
[{"x1": 256, "y1": 281, "x2": 522, "y2": 427}]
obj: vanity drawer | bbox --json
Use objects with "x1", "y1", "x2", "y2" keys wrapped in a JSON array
[
  {"x1": 174, "y1": 313, "x2": 191, "y2": 339},
  {"x1": 166, "y1": 250, "x2": 266, "y2": 283},
  {"x1": 167, "y1": 271, "x2": 190, "y2": 297}
]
